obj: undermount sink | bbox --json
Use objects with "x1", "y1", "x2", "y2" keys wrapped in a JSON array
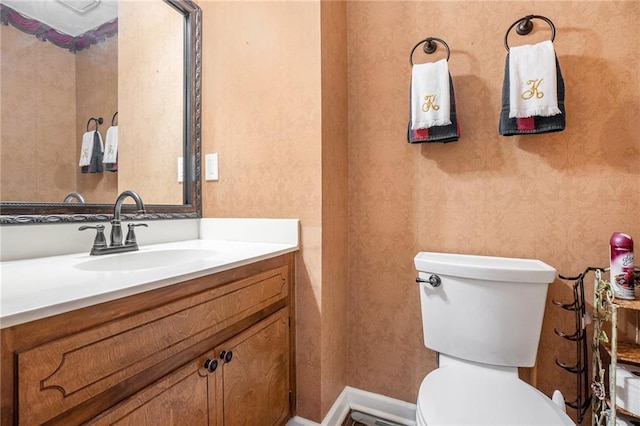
[{"x1": 75, "y1": 249, "x2": 218, "y2": 272}]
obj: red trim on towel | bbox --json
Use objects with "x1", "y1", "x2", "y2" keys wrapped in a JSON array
[
  {"x1": 413, "y1": 128, "x2": 429, "y2": 139},
  {"x1": 517, "y1": 117, "x2": 535, "y2": 131}
]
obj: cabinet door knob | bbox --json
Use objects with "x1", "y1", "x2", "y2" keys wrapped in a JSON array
[
  {"x1": 220, "y1": 350, "x2": 233, "y2": 363},
  {"x1": 204, "y1": 358, "x2": 218, "y2": 372}
]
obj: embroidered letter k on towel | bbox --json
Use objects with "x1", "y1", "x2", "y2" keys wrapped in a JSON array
[
  {"x1": 411, "y1": 59, "x2": 452, "y2": 129},
  {"x1": 508, "y1": 40, "x2": 561, "y2": 119}
]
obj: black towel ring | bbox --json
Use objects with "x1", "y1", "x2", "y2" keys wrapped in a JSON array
[
  {"x1": 111, "y1": 111, "x2": 118, "y2": 126},
  {"x1": 504, "y1": 14, "x2": 556, "y2": 51},
  {"x1": 86, "y1": 117, "x2": 104, "y2": 132},
  {"x1": 409, "y1": 37, "x2": 450, "y2": 66}
]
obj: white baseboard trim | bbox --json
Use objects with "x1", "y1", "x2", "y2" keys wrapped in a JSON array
[{"x1": 287, "y1": 386, "x2": 417, "y2": 426}]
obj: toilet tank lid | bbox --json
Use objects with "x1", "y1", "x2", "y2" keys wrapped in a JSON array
[{"x1": 414, "y1": 252, "x2": 557, "y2": 284}]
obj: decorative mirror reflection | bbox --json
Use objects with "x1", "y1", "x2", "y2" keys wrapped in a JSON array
[{"x1": 0, "y1": 0, "x2": 201, "y2": 224}]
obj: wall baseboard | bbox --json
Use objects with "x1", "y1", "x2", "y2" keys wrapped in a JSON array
[{"x1": 287, "y1": 386, "x2": 417, "y2": 426}]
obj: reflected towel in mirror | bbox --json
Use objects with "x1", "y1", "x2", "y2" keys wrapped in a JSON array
[
  {"x1": 80, "y1": 131, "x2": 104, "y2": 174},
  {"x1": 78, "y1": 131, "x2": 94, "y2": 167},
  {"x1": 103, "y1": 125, "x2": 118, "y2": 172}
]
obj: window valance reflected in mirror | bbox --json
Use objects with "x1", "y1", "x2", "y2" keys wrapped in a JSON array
[{"x1": 0, "y1": 0, "x2": 201, "y2": 224}]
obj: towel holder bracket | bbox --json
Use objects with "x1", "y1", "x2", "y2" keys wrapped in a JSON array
[
  {"x1": 423, "y1": 39, "x2": 437, "y2": 54},
  {"x1": 515, "y1": 16, "x2": 534, "y2": 35},
  {"x1": 87, "y1": 117, "x2": 104, "y2": 132},
  {"x1": 409, "y1": 37, "x2": 450, "y2": 66},
  {"x1": 504, "y1": 14, "x2": 556, "y2": 51}
]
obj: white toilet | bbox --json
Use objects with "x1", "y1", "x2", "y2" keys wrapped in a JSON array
[{"x1": 413, "y1": 252, "x2": 575, "y2": 425}]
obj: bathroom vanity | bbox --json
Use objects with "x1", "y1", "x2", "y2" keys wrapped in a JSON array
[{"x1": 0, "y1": 237, "x2": 297, "y2": 425}]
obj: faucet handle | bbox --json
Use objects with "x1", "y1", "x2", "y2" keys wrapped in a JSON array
[
  {"x1": 79, "y1": 225, "x2": 108, "y2": 253},
  {"x1": 125, "y1": 223, "x2": 148, "y2": 246}
]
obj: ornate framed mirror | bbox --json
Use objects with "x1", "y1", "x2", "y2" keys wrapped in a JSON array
[{"x1": 0, "y1": 0, "x2": 201, "y2": 224}]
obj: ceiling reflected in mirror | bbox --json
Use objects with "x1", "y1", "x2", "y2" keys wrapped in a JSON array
[{"x1": 2, "y1": 0, "x2": 117, "y2": 37}]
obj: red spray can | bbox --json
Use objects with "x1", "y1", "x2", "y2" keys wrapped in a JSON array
[{"x1": 610, "y1": 232, "x2": 635, "y2": 300}]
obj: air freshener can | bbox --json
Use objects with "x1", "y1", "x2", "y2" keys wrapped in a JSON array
[{"x1": 610, "y1": 232, "x2": 635, "y2": 300}]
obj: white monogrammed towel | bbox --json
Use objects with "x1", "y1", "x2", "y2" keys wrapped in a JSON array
[
  {"x1": 411, "y1": 59, "x2": 451, "y2": 129},
  {"x1": 509, "y1": 40, "x2": 561, "y2": 118},
  {"x1": 103, "y1": 126, "x2": 118, "y2": 164},
  {"x1": 78, "y1": 131, "x2": 95, "y2": 167}
]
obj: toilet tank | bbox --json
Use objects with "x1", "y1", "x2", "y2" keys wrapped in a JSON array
[{"x1": 414, "y1": 252, "x2": 557, "y2": 367}]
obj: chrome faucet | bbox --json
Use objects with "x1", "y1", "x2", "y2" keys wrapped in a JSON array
[
  {"x1": 111, "y1": 190, "x2": 146, "y2": 247},
  {"x1": 63, "y1": 192, "x2": 85, "y2": 203},
  {"x1": 79, "y1": 190, "x2": 148, "y2": 255}
]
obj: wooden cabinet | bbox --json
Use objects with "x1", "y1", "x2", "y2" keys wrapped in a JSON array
[
  {"x1": 89, "y1": 309, "x2": 290, "y2": 426},
  {"x1": 89, "y1": 354, "x2": 217, "y2": 425},
  {"x1": 0, "y1": 253, "x2": 295, "y2": 426},
  {"x1": 216, "y1": 309, "x2": 290, "y2": 426}
]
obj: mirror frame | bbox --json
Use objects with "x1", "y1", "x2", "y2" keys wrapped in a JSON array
[{"x1": 0, "y1": 0, "x2": 202, "y2": 225}]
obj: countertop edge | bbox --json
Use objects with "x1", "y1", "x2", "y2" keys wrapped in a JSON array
[{"x1": 1, "y1": 242, "x2": 298, "y2": 329}]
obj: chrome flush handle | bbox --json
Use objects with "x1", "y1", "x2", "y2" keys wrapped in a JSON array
[{"x1": 416, "y1": 274, "x2": 442, "y2": 288}]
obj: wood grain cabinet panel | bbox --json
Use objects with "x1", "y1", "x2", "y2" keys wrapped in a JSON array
[
  {"x1": 89, "y1": 308, "x2": 290, "y2": 426},
  {"x1": 1, "y1": 254, "x2": 295, "y2": 426},
  {"x1": 87, "y1": 355, "x2": 217, "y2": 425},
  {"x1": 217, "y1": 308, "x2": 290, "y2": 426}
]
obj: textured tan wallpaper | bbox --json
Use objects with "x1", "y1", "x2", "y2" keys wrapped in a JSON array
[
  {"x1": 0, "y1": 24, "x2": 2, "y2": 185},
  {"x1": 200, "y1": 0, "x2": 639, "y2": 423},
  {"x1": 347, "y1": 1, "x2": 640, "y2": 422},
  {"x1": 1, "y1": 26, "x2": 76, "y2": 202},
  {"x1": 118, "y1": 1, "x2": 184, "y2": 205},
  {"x1": 199, "y1": 0, "x2": 326, "y2": 420},
  {"x1": 320, "y1": 0, "x2": 349, "y2": 418}
]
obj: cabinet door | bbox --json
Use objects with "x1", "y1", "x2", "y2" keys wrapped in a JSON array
[
  {"x1": 89, "y1": 354, "x2": 218, "y2": 425},
  {"x1": 217, "y1": 309, "x2": 290, "y2": 426}
]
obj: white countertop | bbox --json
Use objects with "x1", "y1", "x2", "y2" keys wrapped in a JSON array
[
  {"x1": 0, "y1": 218, "x2": 300, "y2": 329},
  {"x1": 0, "y1": 239, "x2": 297, "y2": 329}
]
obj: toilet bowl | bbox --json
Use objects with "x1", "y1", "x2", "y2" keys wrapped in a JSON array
[
  {"x1": 414, "y1": 252, "x2": 575, "y2": 425},
  {"x1": 416, "y1": 355, "x2": 574, "y2": 425}
]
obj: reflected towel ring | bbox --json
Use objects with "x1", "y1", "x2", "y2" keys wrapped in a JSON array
[
  {"x1": 111, "y1": 111, "x2": 118, "y2": 126},
  {"x1": 86, "y1": 117, "x2": 103, "y2": 132},
  {"x1": 504, "y1": 14, "x2": 556, "y2": 51},
  {"x1": 409, "y1": 37, "x2": 450, "y2": 66}
]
